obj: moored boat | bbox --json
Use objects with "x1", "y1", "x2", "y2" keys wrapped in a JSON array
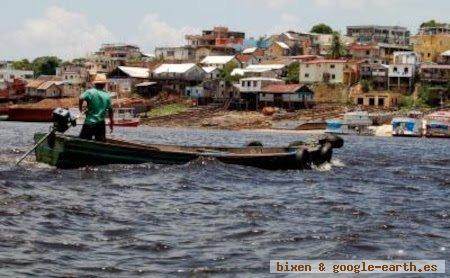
[
  {"x1": 33, "y1": 132, "x2": 344, "y2": 170},
  {"x1": 326, "y1": 111, "x2": 374, "y2": 136},
  {"x1": 424, "y1": 110, "x2": 450, "y2": 138},
  {"x1": 392, "y1": 111, "x2": 424, "y2": 137}
]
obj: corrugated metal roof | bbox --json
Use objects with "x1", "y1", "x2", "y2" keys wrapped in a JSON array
[
  {"x1": 240, "y1": 77, "x2": 283, "y2": 82},
  {"x1": 441, "y1": 50, "x2": 450, "y2": 56},
  {"x1": 136, "y1": 81, "x2": 158, "y2": 87},
  {"x1": 153, "y1": 63, "x2": 197, "y2": 74},
  {"x1": 26, "y1": 79, "x2": 47, "y2": 89},
  {"x1": 202, "y1": 66, "x2": 218, "y2": 73},
  {"x1": 235, "y1": 54, "x2": 254, "y2": 63},
  {"x1": 421, "y1": 64, "x2": 450, "y2": 69},
  {"x1": 118, "y1": 66, "x2": 150, "y2": 78},
  {"x1": 261, "y1": 84, "x2": 308, "y2": 94},
  {"x1": 246, "y1": 64, "x2": 286, "y2": 70},
  {"x1": 201, "y1": 55, "x2": 236, "y2": 65},
  {"x1": 231, "y1": 69, "x2": 246, "y2": 76},
  {"x1": 275, "y1": 41, "x2": 290, "y2": 50},
  {"x1": 37, "y1": 81, "x2": 59, "y2": 90},
  {"x1": 303, "y1": 59, "x2": 348, "y2": 64},
  {"x1": 242, "y1": 47, "x2": 257, "y2": 54}
]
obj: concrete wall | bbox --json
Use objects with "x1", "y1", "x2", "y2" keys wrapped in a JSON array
[{"x1": 300, "y1": 63, "x2": 345, "y2": 84}]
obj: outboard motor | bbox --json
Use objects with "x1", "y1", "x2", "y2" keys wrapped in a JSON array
[
  {"x1": 16, "y1": 108, "x2": 77, "y2": 166},
  {"x1": 52, "y1": 108, "x2": 77, "y2": 133}
]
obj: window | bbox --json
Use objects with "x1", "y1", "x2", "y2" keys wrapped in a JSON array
[
  {"x1": 357, "y1": 98, "x2": 364, "y2": 105},
  {"x1": 330, "y1": 64, "x2": 335, "y2": 69},
  {"x1": 10, "y1": 75, "x2": 14, "y2": 79},
  {"x1": 404, "y1": 67, "x2": 408, "y2": 74},
  {"x1": 241, "y1": 81, "x2": 245, "y2": 87},
  {"x1": 393, "y1": 67, "x2": 398, "y2": 72},
  {"x1": 378, "y1": 98, "x2": 385, "y2": 107},
  {"x1": 427, "y1": 53, "x2": 431, "y2": 57},
  {"x1": 304, "y1": 73, "x2": 310, "y2": 78},
  {"x1": 331, "y1": 74, "x2": 336, "y2": 79},
  {"x1": 253, "y1": 81, "x2": 257, "y2": 87},
  {"x1": 369, "y1": 98, "x2": 375, "y2": 106},
  {"x1": 247, "y1": 81, "x2": 251, "y2": 87},
  {"x1": 366, "y1": 50, "x2": 370, "y2": 55}
]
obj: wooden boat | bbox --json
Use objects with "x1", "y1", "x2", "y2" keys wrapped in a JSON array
[
  {"x1": 33, "y1": 132, "x2": 344, "y2": 170},
  {"x1": 7, "y1": 107, "x2": 53, "y2": 122}
]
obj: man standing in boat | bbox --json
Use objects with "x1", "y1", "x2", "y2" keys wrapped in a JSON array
[{"x1": 78, "y1": 74, "x2": 114, "y2": 141}]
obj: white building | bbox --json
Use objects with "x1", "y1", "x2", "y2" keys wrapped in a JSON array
[
  {"x1": 152, "y1": 63, "x2": 205, "y2": 81},
  {"x1": 299, "y1": 60, "x2": 347, "y2": 83},
  {"x1": 0, "y1": 69, "x2": 34, "y2": 82},
  {"x1": 155, "y1": 46, "x2": 196, "y2": 61},
  {"x1": 202, "y1": 66, "x2": 221, "y2": 79},
  {"x1": 107, "y1": 66, "x2": 150, "y2": 96},
  {"x1": 238, "y1": 77, "x2": 284, "y2": 93},
  {"x1": 388, "y1": 52, "x2": 419, "y2": 92},
  {"x1": 237, "y1": 77, "x2": 284, "y2": 110},
  {"x1": 231, "y1": 64, "x2": 286, "y2": 78},
  {"x1": 201, "y1": 55, "x2": 240, "y2": 69},
  {"x1": 311, "y1": 33, "x2": 355, "y2": 56}
]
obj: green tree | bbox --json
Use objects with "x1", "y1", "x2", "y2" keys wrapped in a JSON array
[
  {"x1": 420, "y1": 20, "x2": 446, "y2": 28},
  {"x1": 11, "y1": 59, "x2": 32, "y2": 71},
  {"x1": 361, "y1": 79, "x2": 372, "y2": 93},
  {"x1": 310, "y1": 23, "x2": 333, "y2": 34},
  {"x1": 220, "y1": 61, "x2": 240, "y2": 83},
  {"x1": 32, "y1": 56, "x2": 62, "y2": 76},
  {"x1": 71, "y1": 58, "x2": 87, "y2": 66},
  {"x1": 420, "y1": 84, "x2": 450, "y2": 107},
  {"x1": 285, "y1": 62, "x2": 299, "y2": 84},
  {"x1": 328, "y1": 32, "x2": 346, "y2": 59}
]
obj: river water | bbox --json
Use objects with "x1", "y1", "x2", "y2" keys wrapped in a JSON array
[{"x1": 0, "y1": 122, "x2": 449, "y2": 276}]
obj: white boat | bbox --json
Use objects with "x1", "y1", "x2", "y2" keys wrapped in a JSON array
[
  {"x1": 392, "y1": 111, "x2": 424, "y2": 137},
  {"x1": 424, "y1": 111, "x2": 450, "y2": 138},
  {"x1": 326, "y1": 111, "x2": 374, "y2": 136}
]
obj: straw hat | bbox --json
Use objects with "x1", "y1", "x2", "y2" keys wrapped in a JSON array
[{"x1": 92, "y1": 73, "x2": 107, "y2": 84}]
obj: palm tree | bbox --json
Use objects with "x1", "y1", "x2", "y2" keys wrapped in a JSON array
[{"x1": 329, "y1": 32, "x2": 345, "y2": 59}]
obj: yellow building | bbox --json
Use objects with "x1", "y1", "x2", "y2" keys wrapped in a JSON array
[{"x1": 412, "y1": 26, "x2": 450, "y2": 63}]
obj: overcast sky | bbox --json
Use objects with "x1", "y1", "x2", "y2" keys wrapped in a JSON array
[{"x1": 0, "y1": 0, "x2": 448, "y2": 60}]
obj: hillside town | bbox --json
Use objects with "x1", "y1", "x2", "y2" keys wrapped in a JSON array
[{"x1": 0, "y1": 21, "x2": 449, "y2": 133}]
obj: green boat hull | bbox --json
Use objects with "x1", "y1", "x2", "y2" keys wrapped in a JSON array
[{"x1": 34, "y1": 133, "x2": 342, "y2": 170}]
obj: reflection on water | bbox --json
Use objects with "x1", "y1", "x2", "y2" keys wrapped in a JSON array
[{"x1": 0, "y1": 122, "x2": 449, "y2": 276}]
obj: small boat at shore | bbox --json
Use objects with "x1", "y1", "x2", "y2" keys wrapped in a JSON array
[
  {"x1": 33, "y1": 132, "x2": 344, "y2": 170},
  {"x1": 424, "y1": 111, "x2": 450, "y2": 138},
  {"x1": 326, "y1": 111, "x2": 374, "y2": 136},
  {"x1": 392, "y1": 111, "x2": 424, "y2": 137}
]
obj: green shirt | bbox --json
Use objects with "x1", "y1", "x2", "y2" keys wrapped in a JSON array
[{"x1": 80, "y1": 89, "x2": 112, "y2": 125}]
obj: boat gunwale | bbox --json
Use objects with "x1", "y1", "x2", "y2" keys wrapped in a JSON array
[{"x1": 53, "y1": 133, "x2": 308, "y2": 158}]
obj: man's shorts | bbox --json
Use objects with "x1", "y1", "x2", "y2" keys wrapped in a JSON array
[{"x1": 79, "y1": 121, "x2": 106, "y2": 142}]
